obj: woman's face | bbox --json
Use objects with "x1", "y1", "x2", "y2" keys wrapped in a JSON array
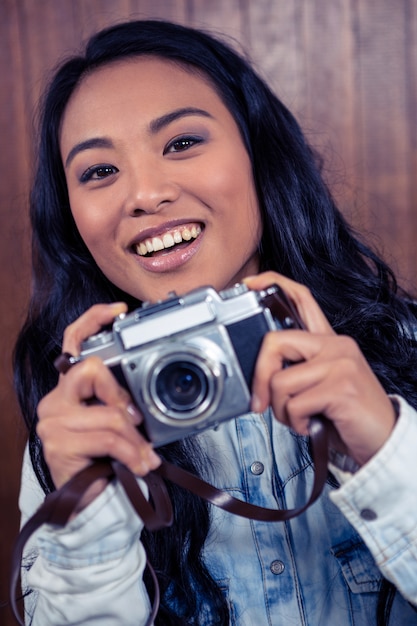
[{"x1": 60, "y1": 57, "x2": 261, "y2": 302}]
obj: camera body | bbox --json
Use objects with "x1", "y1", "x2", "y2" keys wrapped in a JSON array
[{"x1": 80, "y1": 283, "x2": 301, "y2": 447}]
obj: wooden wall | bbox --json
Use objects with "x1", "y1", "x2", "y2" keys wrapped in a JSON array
[{"x1": 1, "y1": 1, "x2": 416, "y2": 623}]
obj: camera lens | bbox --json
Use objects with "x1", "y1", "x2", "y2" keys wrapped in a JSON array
[{"x1": 155, "y1": 361, "x2": 208, "y2": 414}]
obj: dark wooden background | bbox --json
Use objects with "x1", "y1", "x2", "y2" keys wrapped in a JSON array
[{"x1": 1, "y1": 1, "x2": 416, "y2": 623}]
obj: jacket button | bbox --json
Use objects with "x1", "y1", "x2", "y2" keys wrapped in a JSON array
[
  {"x1": 360, "y1": 508, "x2": 377, "y2": 521},
  {"x1": 250, "y1": 461, "x2": 264, "y2": 475},
  {"x1": 270, "y1": 560, "x2": 285, "y2": 575}
]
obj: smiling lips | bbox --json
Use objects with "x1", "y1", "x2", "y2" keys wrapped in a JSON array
[{"x1": 135, "y1": 223, "x2": 202, "y2": 256}]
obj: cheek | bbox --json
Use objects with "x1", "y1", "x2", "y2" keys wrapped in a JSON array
[
  {"x1": 225, "y1": 164, "x2": 261, "y2": 238},
  {"x1": 69, "y1": 195, "x2": 113, "y2": 252},
  {"x1": 216, "y1": 153, "x2": 253, "y2": 197},
  {"x1": 72, "y1": 213, "x2": 99, "y2": 251}
]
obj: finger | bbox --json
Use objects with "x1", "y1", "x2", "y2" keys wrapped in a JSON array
[
  {"x1": 62, "y1": 302, "x2": 128, "y2": 356},
  {"x1": 54, "y1": 356, "x2": 135, "y2": 411},
  {"x1": 251, "y1": 329, "x2": 329, "y2": 412},
  {"x1": 264, "y1": 359, "x2": 329, "y2": 426},
  {"x1": 279, "y1": 363, "x2": 397, "y2": 461},
  {"x1": 243, "y1": 272, "x2": 333, "y2": 334},
  {"x1": 37, "y1": 404, "x2": 161, "y2": 487},
  {"x1": 39, "y1": 400, "x2": 142, "y2": 438},
  {"x1": 255, "y1": 334, "x2": 397, "y2": 464},
  {"x1": 42, "y1": 430, "x2": 161, "y2": 489},
  {"x1": 42, "y1": 414, "x2": 160, "y2": 475},
  {"x1": 41, "y1": 356, "x2": 148, "y2": 444}
]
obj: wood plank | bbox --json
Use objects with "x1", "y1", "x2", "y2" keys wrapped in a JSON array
[
  {"x1": 188, "y1": 0, "x2": 247, "y2": 46},
  {"x1": 247, "y1": 0, "x2": 309, "y2": 113},
  {"x1": 15, "y1": 0, "x2": 79, "y2": 109},
  {"x1": 301, "y1": 0, "x2": 358, "y2": 221},
  {"x1": 353, "y1": 0, "x2": 413, "y2": 282},
  {"x1": 74, "y1": 0, "x2": 188, "y2": 41},
  {"x1": 0, "y1": 4, "x2": 31, "y2": 623},
  {"x1": 404, "y1": 0, "x2": 417, "y2": 288}
]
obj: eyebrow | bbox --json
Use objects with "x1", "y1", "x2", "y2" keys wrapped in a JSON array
[
  {"x1": 64, "y1": 137, "x2": 113, "y2": 168},
  {"x1": 149, "y1": 107, "x2": 213, "y2": 133},
  {"x1": 64, "y1": 107, "x2": 213, "y2": 169}
]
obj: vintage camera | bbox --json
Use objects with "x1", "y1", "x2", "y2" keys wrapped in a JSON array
[{"x1": 80, "y1": 283, "x2": 303, "y2": 447}]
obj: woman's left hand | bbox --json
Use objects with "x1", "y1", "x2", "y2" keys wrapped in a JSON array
[{"x1": 244, "y1": 272, "x2": 397, "y2": 467}]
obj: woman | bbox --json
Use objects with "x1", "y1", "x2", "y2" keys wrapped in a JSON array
[{"x1": 14, "y1": 19, "x2": 417, "y2": 625}]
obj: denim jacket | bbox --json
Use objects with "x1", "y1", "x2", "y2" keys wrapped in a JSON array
[{"x1": 19, "y1": 396, "x2": 417, "y2": 625}]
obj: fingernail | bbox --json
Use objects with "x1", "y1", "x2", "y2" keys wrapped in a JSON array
[
  {"x1": 134, "y1": 450, "x2": 160, "y2": 476},
  {"x1": 148, "y1": 449, "x2": 161, "y2": 466},
  {"x1": 134, "y1": 460, "x2": 150, "y2": 476},
  {"x1": 110, "y1": 302, "x2": 128, "y2": 314},
  {"x1": 251, "y1": 394, "x2": 263, "y2": 413},
  {"x1": 126, "y1": 403, "x2": 142, "y2": 425}
]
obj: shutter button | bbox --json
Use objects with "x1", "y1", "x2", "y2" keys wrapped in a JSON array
[{"x1": 250, "y1": 461, "x2": 264, "y2": 475}]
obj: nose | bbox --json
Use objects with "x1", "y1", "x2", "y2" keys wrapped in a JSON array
[{"x1": 124, "y1": 158, "x2": 180, "y2": 215}]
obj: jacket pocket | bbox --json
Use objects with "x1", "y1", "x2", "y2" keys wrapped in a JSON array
[{"x1": 331, "y1": 538, "x2": 382, "y2": 593}]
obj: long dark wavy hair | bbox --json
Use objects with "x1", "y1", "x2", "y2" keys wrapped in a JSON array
[{"x1": 14, "y1": 19, "x2": 417, "y2": 625}]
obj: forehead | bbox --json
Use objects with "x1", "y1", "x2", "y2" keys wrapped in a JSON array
[{"x1": 61, "y1": 57, "x2": 230, "y2": 133}]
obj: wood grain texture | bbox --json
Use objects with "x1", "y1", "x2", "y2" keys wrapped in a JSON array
[
  {"x1": 351, "y1": 0, "x2": 414, "y2": 281},
  {"x1": 1, "y1": 2, "x2": 416, "y2": 624}
]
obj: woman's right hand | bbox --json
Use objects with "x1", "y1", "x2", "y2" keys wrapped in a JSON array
[{"x1": 36, "y1": 302, "x2": 161, "y2": 511}]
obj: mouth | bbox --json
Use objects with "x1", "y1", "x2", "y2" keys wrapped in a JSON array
[{"x1": 134, "y1": 223, "x2": 202, "y2": 257}]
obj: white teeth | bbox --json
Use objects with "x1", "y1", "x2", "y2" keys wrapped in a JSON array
[
  {"x1": 136, "y1": 224, "x2": 202, "y2": 256},
  {"x1": 152, "y1": 237, "x2": 164, "y2": 252},
  {"x1": 162, "y1": 233, "x2": 175, "y2": 248}
]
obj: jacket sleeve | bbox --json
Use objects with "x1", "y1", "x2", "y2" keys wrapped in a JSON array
[
  {"x1": 18, "y1": 447, "x2": 153, "y2": 625},
  {"x1": 330, "y1": 395, "x2": 417, "y2": 606}
]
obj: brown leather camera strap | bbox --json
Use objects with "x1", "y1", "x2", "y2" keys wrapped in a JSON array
[
  {"x1": 9, "y1": 417, "x2": 327, "y2": 625},
  {"x1": 157, "y1": 416, "x2": 328, "y2": 520}
]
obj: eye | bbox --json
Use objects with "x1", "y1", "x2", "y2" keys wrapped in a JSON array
[
  {"x1": 80, "y1": 164, "x2": 119, "y2": 183},
  {"x1": 164, "y1": 135, "x2": 203, "y2": 154}
]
